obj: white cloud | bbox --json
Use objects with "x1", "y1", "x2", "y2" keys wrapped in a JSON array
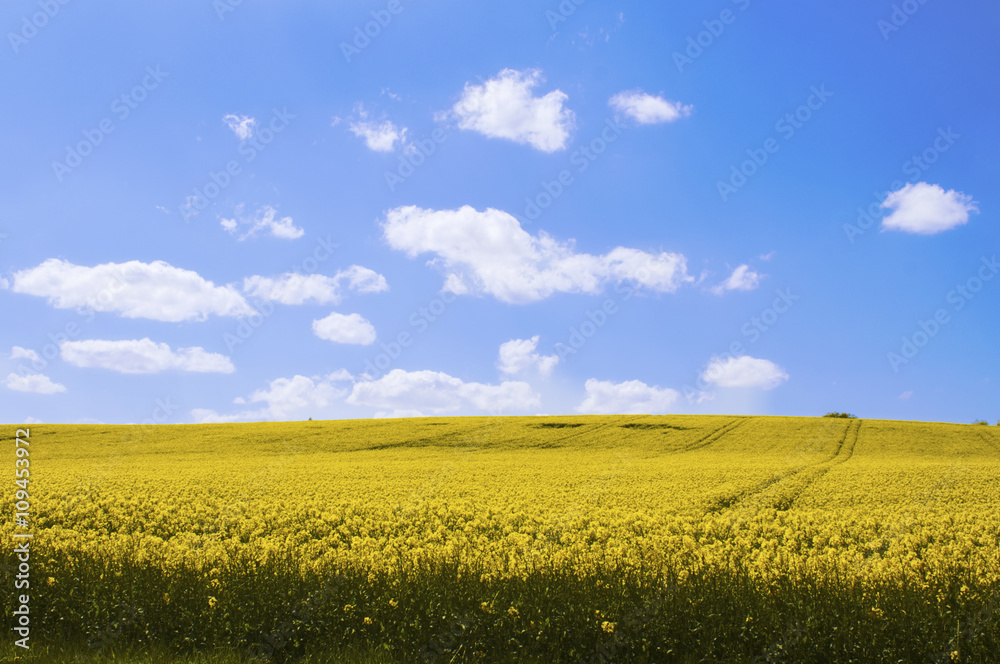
[
  {"x1": 373, "y1": 409, "x2": 425, "y2": 419},
  {"x1": 338, "y1": 265, "x2": 390, "y2": 294},
  {"x1": 881, "y1": 182, "x2": 978, "y2": 234},
  {"x1": 350, "y1": 118, "x2": 406, "y2": 152},
  {"x1": 711, "y1": 264, "x2": 762, "y2": 295},
  {"x1": 348, "y1": 369, "x2": 540, "y2": 414},
  {"x1": 313, "y1": 312, "x2": 377, "y2": 345},
  {"x1": 0, "y1": 277, "x2": 8, "y2": 289},
  {"x1": 346, "y1": 104, "x2": 407, "y2": 152},
  {"x1": 327, "y1": 369, "x2": 354, "y2": 382},
  {"x1": 5, "y1": 372, "x2": 66, "y2": 394},
  {"x1": 221, "y1": 205, "x2": 304, "y2": 240},
  {"x1": 192, "y1": 373, "x2": 350, "y2": 423},
  {"x1": 448, "y1": 68, "x2": 575, "y2": 152},
  {"x1": 10, "y1": 259, "x2": 254, "y2": 322},
  {"x1": 576, "y1": 378, "x2": 679, "y2": 415},
  {"x1": 60, "y1": 339, "x2": 234, "y2": 374},
  {"x1": 701, "y1": 356, "x2": 788, "y2": 390},
  {"x1": 22, "y1": 417, "x2": 42, "y2": 424},
  {"x1": 245, "y1": 375, "x2": 346, "y2": 416},
  {"x1": 190, "y1": 409, "x2": 242, "y2": 424},
  {"x1": 899, "y1": 390, "x2": 914, "y2": 400},
  {"x1": 609, "y1": 90, "x2": 692, "y2": 125},
  {"x1": 223, "y1": 114, "x2": 256, "y2": 140},
  {"x1": 383, "y1": 205, "x2": 691, "y2": 303},
  {"x1": 10, "y1": 346, "x2": 40, "y2": 363},
  {"x1": 498, "y1": 336, "x2": 559, "y2": 377},
  {"x1": 243, "y1": 266, "x2": 388, "y2": 305}
]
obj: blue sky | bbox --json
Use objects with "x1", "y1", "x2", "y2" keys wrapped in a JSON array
[{"x1": 1, "y1": 0, "x2": 997, "y2": 425}]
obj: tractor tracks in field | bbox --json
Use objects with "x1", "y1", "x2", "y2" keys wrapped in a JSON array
[
  {"x1": 530, "y1": 417, "x2": 643, "y2": 449},
  {"x1": 705, "y1": 419, "x2": 862, "y2": 515},
  {"x1": 976, "y1": 430, "x2": 1000, "y2": 454},
  {"x1": 367, "y1": 420, "x2": 501, "y2": 451},
  {"x1": 677, "y1": 417, "x2": 748, "y2": 454}
]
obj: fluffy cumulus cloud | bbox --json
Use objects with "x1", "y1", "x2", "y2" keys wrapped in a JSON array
[
  {"x1": 711, "y1": 264, "x2": 763, "y2": 295},
  {"x1": 312, "y1": 312, "x2": 377, "y2": 345},
  {"x1": 10, "y1": 346, "x2": 40, "y2": 363},
  {"x1": 243, "y1": 266, "x2": 388, "y2": 305},
  {"x1": 10, "y1": 259, "x2": 253, "y2": 322},
  {"x1": 701, "y1": 356, "x2": 788, "y2": 390},
  {"x1": 193, "y1": 372, "x2": 352, "y2": 423},
  {"x1": 576, "y1": 379, "x2": 679, "y2": 415},
  {"x1": 4, "y1": 372, "x2": 66, "y2": 394},
  {"x1": 881, "y1": 182, "x2": 978, "y2": 234},
  {"x1": 60, "y1": 339, "x2": 235, "y2": 374},
  {"x1": 448, "y1": 69, "x2": 575, "y2": 152},
  {"x1": 221, "y1": 204, "x2": 304, "y2": 240},
  {"x1": 609, "y1": 90, "x2": 692, "y2": 124},
  {"x1": 497, "y1": 336, "x2": 559, "y2": 377},
  {"x1": 383, "y1": 205, "x2": 691, "y2": 303},
  {"x1": 222, "y1": 114, "x2": 256, "y2": 140},
  {"x1": 347, "y1": 369, "x2": 540, "y2": 415}
]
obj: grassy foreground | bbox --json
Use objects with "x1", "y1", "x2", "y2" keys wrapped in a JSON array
[{"x1": 2, "y1": 415, "x2": 999, "y2": 662}]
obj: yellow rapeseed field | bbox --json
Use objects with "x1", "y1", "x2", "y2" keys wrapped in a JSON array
[{"x1": 3, "y1": 415, "x2": 999, "y2": 662}]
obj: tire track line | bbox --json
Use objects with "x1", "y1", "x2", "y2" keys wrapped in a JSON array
[
  {"x1": 976, "y1": 430, "x2": 1000, "y2": 454},
  {"x1": 704, "y1": 419, "x2": 859, "y2": 514},
  {"x1": 769, "y1": 419, "x2": 861, "y2": 510},
  {"x1": 678, "y1": 417, "x2": 746, "y2": 454},
  {"x1": 533, "y1": 417, "x2": 641, "y2": 448}
]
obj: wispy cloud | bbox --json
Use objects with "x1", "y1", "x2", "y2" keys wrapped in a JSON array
[
  {"x1": 221, "y1": 204, "x2": 304, "y2": 240},
  {"x1": 222, "y1": 114, "x2": 256, "y2": 140},
  {"x1": 609, "y1": 89, "x2": 692, "y2": 124}
]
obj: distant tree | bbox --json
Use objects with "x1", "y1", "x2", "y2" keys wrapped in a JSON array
[
  {"x1": 823, "y1": 412, "x2": 857, "y2": 419},
  {"x1": 972, "y1": 420, "x2": 988, "y2": 425}
]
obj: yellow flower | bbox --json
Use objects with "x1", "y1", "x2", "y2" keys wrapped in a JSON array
[
  {"x1": 363, "y1": 617, "x2": 373, "y2": 625},
  {"x1": 344, "y1": 604, "x2": 354, "y2": 613},
  {"x1": 388, "y1": 599, "x2": 398, "y2": 608},
  {"x1": 507, "y1": 606, "x2": 519, "y2": 618},
  {"x1": 601, "y1": 621, "x2": 616, "y2": 634},
  {"x1": 47, "y1": 577, "x2": 56, "y2": 586},
  {"x1": 163, "y1": 593, "x2": 170, "y2": 604},
  {"x1": 208, "y1": 596, "x2": 217, "y2": 608}
]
